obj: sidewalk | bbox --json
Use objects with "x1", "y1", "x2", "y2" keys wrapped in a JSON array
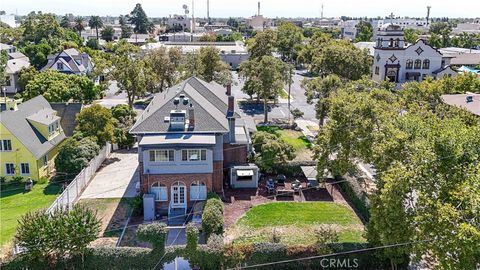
[{"x1": 295, "y1": 119, "x2": 319, "y2": 138}]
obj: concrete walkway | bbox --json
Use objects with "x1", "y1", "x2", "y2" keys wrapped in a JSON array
[
  {"x1": 295, "y1": 119, "x2": 319, "y2": 138},
  {"x1": 80, "y1": 150, "x2": 139, "y2": 199}
]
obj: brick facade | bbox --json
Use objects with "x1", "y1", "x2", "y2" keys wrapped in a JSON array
[
  {"x1": 223, "y1": 144, "x2": 248, "y2": 167},
  {"x1": 139, "y1": 162, "x2": 213, "y2": 208},
  {"x1": 212, "y1": 161, "x2": 224, "y2": 192}
]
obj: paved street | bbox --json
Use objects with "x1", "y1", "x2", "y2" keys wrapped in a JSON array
[
  {"x1": 80, "y1": 150, "x2": 139, "y2": 199},
  {"x1": 232, "y1": 70, "x2": 318, "y2": 122},
  {"x1": 96, "y1": 81, "x2": 128, "y2": 108}
]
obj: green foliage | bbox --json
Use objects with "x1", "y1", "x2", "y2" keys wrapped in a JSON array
[
  {"x1": 111, "y1": 51, "x2": 148, "y2": 107},
  {"x1": 86, "y1": 38, "x2": 100, "y2": 50},
  {"x1": 136, "y1": 222, "x2": 168, "y2": 253},
  {"x1": 202, "y1": 197, "x2": 224, "y2": 240},
  {"x1": 119, "y1": 15, "x2": 133, "y2": 38},
  {"x1": 429, "y1": 22, "x2": 452, "y2": 47},
  {"x1": 73, "y1": 16, "x2": 85, "y2": 36},
  {"x1": 336, "y1": 176, "x2": 369, "y2": 221},
  {"x1": 20, "y1": 13, "x2": 64, "y2": 47},
  {"x1": 128, "y1": 3, "x2": 154, "y2": 34},
  {"x1": 0, "y1": 50, "x2": 7, "y2": 86},
  {"x1": 312, "y1": 40, "x2": 372, "y2": 80},
  {"x1": 276, "y1": 22, "x2": 304, "y2": 62},
  {"x1": 60, "y1": 15, "x2": 71, "y2": 29},
  {"x1": 14, "y1": 205, "x2": 100, "y2": 263},
  {"x1": 101, "y1": 25, "x2": 115, "y2": 42},
  {"x1": 11, "y1": 176, "x2": 25, "y2": 184},
  {"x1": 88, "y1": 15, "x2": 103, "y2": 40},
  {"x1": 144, "y1": 46, "x2": 182, "y2": 92},
  {"x1": 22, "y1": 70, "x2": 101, "y2": 103},
  {"x1": 185, "y1": 223, "x2": 199, "y2": 253},
  {"x1": 55, "y1": 137, "x2": 100, "y2": 175},
  {"x1": 128, "y1": 195, "x2": 143, "y2": 216},
  {"x1": 403, "y1": 28, "x2": 419, "y2": 44},
  {"x1": 355, "y1": 21, "x2": 373, "y2": 42},
  {"x1": 302, "y1": 74, "x2": 343, "y2": 125},
  {"x1": 290, "y1": 108, "x2": 304, "y2": 120},
  {"x1": 252, "y1": 131, "x2": 295, "y2": 173},
  {"x1": 206, "y1": 192, "x2": 221, "y2": 200},
  {"x1": 75, "y1": 104, "x2": 116, "y2": 146},
  {"x1": 313, "y1": 226, "x2": 339, "y2": 254},
  {"x1": 180, "y1": 46, "x2": 232, "y2": 85},
  {"x1": 20, "y1": 42, "x2": 53, "y2": 69},
  {"x1": 248, "y1": 28, "x2": 277, "y2": 59},
  {"x1": 36, "y1": 177, "x2": 48, "y2": 185}
]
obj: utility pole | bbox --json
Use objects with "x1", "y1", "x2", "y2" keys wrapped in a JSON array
[
  {"x1": 207, "y1": 0, "x2": 210, "y2": 25},
  {"x1": 321, "y1": 3, "x2": 324, "y2": 19},
  {"x1": 426, "y1": 6, "x2": 431, "y2": 26}
]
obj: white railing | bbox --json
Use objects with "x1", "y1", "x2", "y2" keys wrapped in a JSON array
[{"x1": 46, "y1": 143, "x2": 112, "y2": 214}]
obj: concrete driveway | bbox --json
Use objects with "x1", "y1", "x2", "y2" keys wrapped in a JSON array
[{"x1": 80, "y1": 150, "x2": 139, "y2": 199}]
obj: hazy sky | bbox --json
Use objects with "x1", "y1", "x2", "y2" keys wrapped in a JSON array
[{"x1": 1, "y1": 0, "x2": 479, "y2": 18}]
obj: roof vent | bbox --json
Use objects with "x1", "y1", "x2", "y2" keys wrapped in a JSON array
[
  {"x1": 173, "y1": 97, "x2": 180, "y2": 106},
  {"x1": 179, "y1": 94, "x2": 186, "y2": 99},
  {"x1": 164, "y1": 116, "x2": 170, "y2": 122},
  {"x1": 466, "y1": 96, "x2": 474, "y2": 103},
  {"x1": 183, "y1": 97, "x2": 189, "y2": 105}
]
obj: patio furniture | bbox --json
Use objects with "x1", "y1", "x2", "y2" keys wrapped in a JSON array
[
  {"x1": 276, "y1": 174, "x2": 286, "y2": 187},
  {"x1": 266, "y1": 178, "x2": 276, "y2": 194},
  {"x1": 292, "y1": 179, "x2": 302, "y2": 193}
]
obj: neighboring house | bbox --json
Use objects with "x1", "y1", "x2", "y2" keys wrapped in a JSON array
[
  {"x1": 142, "y1": 41, "x2": 249, "y2": 70},
  {"x1": 3, "y1": 52, "x2": 30, "y2": 94},
  {"x1": 0, "y1": 42, "x2": 16, "y2": 53},
  {"x1": 130, "y1": 77, "x2": 258, "y2": 222},
  {"x1": 41, "y1": 48, "x2": 94, "y2": 75},
  {"x1": 441, "y1": 93, "x2": 480, "y2": 117},
  {"x1": 372, "y1": 24, "x2": 457, "y2": 84},
  {"x1": 0, "y1": 96, "x2": 67, "y2": 181}
]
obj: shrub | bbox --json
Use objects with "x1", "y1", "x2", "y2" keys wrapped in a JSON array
[
  {"x1": 202, "y1": 206, "x2": 223, "y2": 241},
  {"x1": 0, "y1": 176, "x2": 6, "y2": 184},
  {"x1": 336, "y1": 176, "x2": 370, "y2": 221},
  {"x1": 185, "y1": 223, "x2": 199, "y2": 252},
  {"x1": 136, "y1": 222, "x2": 168, "y2": 254},
  {"x1": 36, "y1": 177, "x2": 48, "y2": 185},
  {"x1": 11, "y1": 176, "x2": 24, "y2": 184},
  {"x1": 206, "y1": 192, "x2": 221, "y2": 200},
  {"x1": 313, "y1": 225, "x2": 339, "y2": 255},
  {"x1": 128, "y1": 196, "x2": 143, "y2": 216}
]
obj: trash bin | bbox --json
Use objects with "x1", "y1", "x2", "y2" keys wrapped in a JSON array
[{"x1": 24, "y1": 177, "x2": 33, "y2": 192}]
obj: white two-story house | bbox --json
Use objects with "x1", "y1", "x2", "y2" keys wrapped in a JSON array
[{"x1": 130, "y1": 77, "x2": 258, "y2": 224}]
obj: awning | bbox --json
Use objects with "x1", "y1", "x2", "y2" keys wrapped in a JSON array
[
  {"x1": 139, "y1": 134, "x2": 216, "y2": 146},
  {"x1": 237, "y1": 170, "x2": 254, "y2": 177}
]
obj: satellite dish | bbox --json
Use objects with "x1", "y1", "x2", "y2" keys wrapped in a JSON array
[
  {"x1": 185, "y1": 10, "x2": 190, "y2": 14},
  {"x1": 183, "y1": 4, "x2": 188, "y2": 9}
]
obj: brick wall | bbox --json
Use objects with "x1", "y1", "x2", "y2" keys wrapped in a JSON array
[
  {"x1": 223, "y1": 144, "x2": 248, "y2": 167},
  {"x1": 140, "y1": 169, "x2": 213, "y2": 208},
  {"x1": 212, "y1": 161, "x2": 224, "y2": 192}
]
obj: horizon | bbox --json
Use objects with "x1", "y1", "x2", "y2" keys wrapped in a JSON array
[{"x1": 2, "y1": 0, "x2": 479, "y2": 19}]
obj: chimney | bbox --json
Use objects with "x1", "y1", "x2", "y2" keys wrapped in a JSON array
[
  {"x1": 188, "y1": 103, "x2": 195, "y2": 129},
  {"x1": 226, "y1": 84, "x2": 232, "y2": 96},
  {"x1": 228, "y1": 96, "x2": 235, "y2": 113}
]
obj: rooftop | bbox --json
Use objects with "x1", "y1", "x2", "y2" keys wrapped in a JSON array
[
  {"x1": 26, "y1": 108, "x2": 60, "y2": 125},
  {"x1": 441, "y1": 93, "x2": 480, "y2": 116}
]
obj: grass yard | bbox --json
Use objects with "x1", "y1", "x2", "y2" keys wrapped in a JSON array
[
  {"x1": 228, "y1": 202, "x2": 365, "y2": 246},
  {"x1": 0, "y1": 182, "x2": 61, "y2": 246},
  {"x1": 257, "y1": 126, "x2": 311, "y2": 151},
  {"x1": 278, "y1": 89, "x2": 289, "y2": 99}
]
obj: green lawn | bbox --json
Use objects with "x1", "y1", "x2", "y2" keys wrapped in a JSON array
[
  {"x1": 0, "y1": 182, "x2": 60, "y2": 246},
  {"x1": 278, "y1": 89, "x2": 289, "y2": 99},
  {"x1": 257, "y1": 126, "x2": 311, "y2": 151},
  {"x1": 230, "y1": 202, "x2": 366, "y2": 245}
]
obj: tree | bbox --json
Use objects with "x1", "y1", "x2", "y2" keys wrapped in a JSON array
[
  {"x1": 252, "y1": 131, "x2": 295, "y2": 173},
  {"x1": 199, "y1": 33, "x2": 217, "y2": 42},
  {"x1": 20, "y1": 42, "x2": 53, "y2": 69},
  {"x1": 15, "y1": 205, "x2": 100, "y2": 264},
  {"x1": 55, "y1": 137, "x2": 100, "y2": 175},
  {"x1": 111, "y1": 56, "x2": 148, "y2": 107},
  {"x1": 128, "y1": 3, "x2": 152, "y2": 34},
  {"x1": 276, "y1": 22, "x2": 304, "y2": 62},
  {"x1": 73, "y1": 16, "x2": 85, "y2": 37},
  {"x1": 100, "y1": 25, "x2": 115, "y2": 42},
  {"x1": 239, "y1": 56, "x2": 285, "y2": 123},
  {"x1": 312, "y1": 40, "x2": 371, "y2": 80},
  {"x1": 302, "y1": 74, "x2": 343, "y2": 126},
  {"x1": 22, "y1": 70, "x2": 101, "y2": 103},
  {"x1": 0, "y1": 50, "x2": 7, "y2": 86},
  {"x1": 429, "y1": 22, "x2": 452, "y2": 47},
  {"x1": 248, "y1": 28, "x2": 277, "y2": 59},
  {"x1": 119, "y1": 15, "x2": 133, "y2": 38},
  {"x1": 86, "y1": 38, "x2": 100, "y2": 50},
  {"x1": 111, "y1": 104, "x2": 137, "y2": 149},
  {"x1": 18, "y1": 66, "x2": 39, "y2": 91},
  {"x1": 355, "y1": 21, "x2": 373, "y2": 42},
  {"x1": 180, "y1": 46, "x2": 232, "y2": 85},
  {"x1": 403, "y1": 28, "x2": 419, "y2": 44},
  {"x1": 144, "y1": 46, "x2": 182, "y2": 92},
  {"x1": 21, "y1": 13, "x2": 64, "y2": 46},
  {"x1": 226, "y1": 17, "x2": 239, "y2": 29},
  {"x1": 75, "y1": 104, "x2": 116, "y2": 146},
  {"x1": 60, "y1": 15, "x2": 71, "y2": 29},
  {"x1": 88, "y1": 15, "x2": 104, "y2": 41},
  {"x1": 428, "y1": 33, "x2": 442, "y2": 48}
]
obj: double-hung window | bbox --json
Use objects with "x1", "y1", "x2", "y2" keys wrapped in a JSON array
[
  {"x1": 20, "y1": 163, "x2": 30, "y2": 175},
  {"x1": 182, "y1": 149, "x2": 207, "y2": 162},
  {"x1": 0, "y1": 140, "x2": 12, "y2": 151},
  {"x1": 5, "y1": 163, "x2": 15, "y2": 175},
  {"x1": 150, "y1": 183, "x2": 167, "y2": 201},
  {"x1": 149, "y1": 150, "x2": 174, "y2": 162}
]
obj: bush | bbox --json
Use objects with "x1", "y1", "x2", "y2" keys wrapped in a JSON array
[
  {"x1": 128, "y1": 196, "x2": 143, "y2": 216},
  {"x1": 11, "y1": 176, "x2": 24, "y2": 184},
  {"x1": 202, "y1": 206, "x2": 223, "y2": 241},
  {"x1": 185, "y1": 223, "x2": 199, "y2": 252},
  {"x1": 136, "y1": 222, "x2": 167, "y2": 253},
  {"x1": 336, "y1": 176, "x2": 370, "y2": 221},
  {"x1": 36, "y1": 177, "x2": 48, "y2": 185},
  {"x1": 55, "y1": 137, "x2": 100, "y2": 176},
  {"x1": 206, "y1": 192, "x2": 221, "y2": 200},
  {"x1": 0, "y1": 176, "x2": 6, "y2": 184}
]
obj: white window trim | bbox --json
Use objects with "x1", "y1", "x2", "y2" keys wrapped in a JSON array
[
  {"x1": 1, "y1": 139, "x2": 12, "y2": 152},
  {"x1": 181, "y1": 149, "x2": 207, "y2": 162},
  {"x1": 149, "y1": 149, "x2": 175, "y2": 163},
  {"x1": 20, "y1": 163, "x2": 30, "y2": 175},
  {"x1": 151, "y1": 185, "x2": 168, "y2": 202},
  {"x1": 5, "y1": 163, "x2": 15, "y2": 175}
]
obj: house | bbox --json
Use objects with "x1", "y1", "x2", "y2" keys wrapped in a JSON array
[
  {"x1": 130, "y1": 77, "x2": 258, "y2": 222},
  {"x1": 441, "y1": 93, "x2": 480, "y2": 117},
  {"x1": 41, "y1": 48, "x2": 94, "y2": 75},
  {"x1": 0, "y1": 96, "x2": 67, "y2": 181},
  {"x1": 372, "y1": 24, "x2": 457, "y2": 84},
  {"x1": 3, "y1": 52, "x2": 30, "y2": 94},
  {"x1": 50, "y1": 103, "x2": 83, "y2": 137}
]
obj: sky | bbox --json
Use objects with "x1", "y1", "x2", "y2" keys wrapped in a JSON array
[{"x1": 1, "y1": 0, "x2": 479, "y2": 19}]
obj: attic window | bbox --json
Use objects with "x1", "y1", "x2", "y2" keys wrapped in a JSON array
[{"x1": 57, "y1": 63, "x2": 64, "y2": 70}]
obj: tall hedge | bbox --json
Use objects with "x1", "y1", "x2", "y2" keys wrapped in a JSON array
[{"x1": 202, "y1": 196, "x2": 224, "y2": 240}]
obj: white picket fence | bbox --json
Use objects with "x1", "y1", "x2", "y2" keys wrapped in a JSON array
[{"x1": 46, "y1": 143, "x2": 112, "y2": 214}]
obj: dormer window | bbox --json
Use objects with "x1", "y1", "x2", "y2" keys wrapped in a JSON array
[
  {"x1": 57, "y1": 63, "x2": 64, "y2": 70},
  {"x1": 48, "y1": 121, "x2": 59, "y2": 134}
]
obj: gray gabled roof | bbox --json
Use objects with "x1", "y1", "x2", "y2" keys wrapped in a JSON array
[
  {"x1": 41, "y1": 48, "x2": 90, "y2": 73},
  {"x1": 50, "y1": 103, "x2": 83, "y2": 137},
  {"x1": 0, "y1": 96, "x2": 66, "y2": 159},
  {"x1": 130, "y1": 77, "x2": 240, "y2": 134}
]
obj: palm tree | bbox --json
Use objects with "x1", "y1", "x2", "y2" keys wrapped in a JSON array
[
  {"x1": 88, "y1": 16, "x2": 104, "y2": 41},
  {"x1": 74, "y1": 16, "x2": 85, "y2": 37},
  {"x1": 60, "y1": 15, "x2": 71, "y2": 29}
]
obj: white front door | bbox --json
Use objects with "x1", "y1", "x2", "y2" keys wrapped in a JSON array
[{"x1": 171, "y1": 185, "x2": 186, "y2": 207}]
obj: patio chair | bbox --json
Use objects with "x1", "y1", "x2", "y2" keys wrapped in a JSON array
[
  {"x1": 266, "y1": 179, "x2": 276, "y2": 194},
  {"x1": 292, "y1": 179, "x2": 302, "y2": 194},
  {"x1": 276, "y1": 174, "x2": 286, "y2": 187}
]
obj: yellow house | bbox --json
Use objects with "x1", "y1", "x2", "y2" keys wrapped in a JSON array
[{"x1": 0, "y1": 96, "x2": 67, "y2": 181}]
